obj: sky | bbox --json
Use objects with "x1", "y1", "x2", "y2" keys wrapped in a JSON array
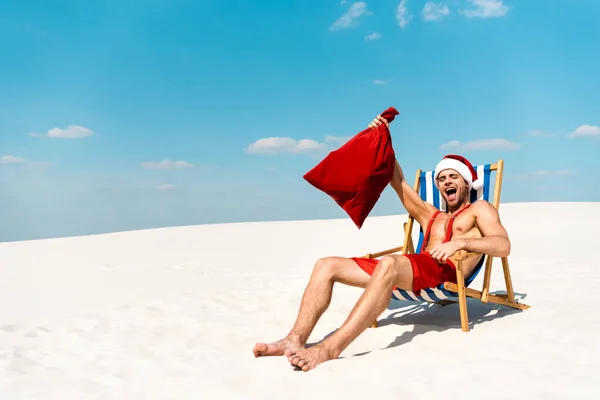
[{"x1": 1, "y1": 0, "x2": 599, "y2": 242}]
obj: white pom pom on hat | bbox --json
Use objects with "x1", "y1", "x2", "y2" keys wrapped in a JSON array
[{"x1": 434, "y1": 154, "x2": 483, "y2": 191}]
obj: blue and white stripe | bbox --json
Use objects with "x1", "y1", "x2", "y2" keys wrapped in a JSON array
[{"x1": 390, "y1": 164, "x2": 492, "y2": 303}]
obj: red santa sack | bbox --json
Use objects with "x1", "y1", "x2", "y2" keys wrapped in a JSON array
[{"x1": 303, "y1": 106, "x2": 399, "y2": 229}]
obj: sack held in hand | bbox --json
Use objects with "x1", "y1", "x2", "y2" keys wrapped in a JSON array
[{"x1": 303, "y1": 106, "x2": 399, "y2": 229}]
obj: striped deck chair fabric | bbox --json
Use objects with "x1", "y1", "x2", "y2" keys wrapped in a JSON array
[{"x1": 390, "y1": 163, "x2": 493, "y2": 304}]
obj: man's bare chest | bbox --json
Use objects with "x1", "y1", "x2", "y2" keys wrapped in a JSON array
[{"x1": 428, "y1": 212, "x2": 480, "y2": 244}]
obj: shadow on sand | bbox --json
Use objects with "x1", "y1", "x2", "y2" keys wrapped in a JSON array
[{"x1": 307, "y1": 290, "x2": 529, "y2": 359}]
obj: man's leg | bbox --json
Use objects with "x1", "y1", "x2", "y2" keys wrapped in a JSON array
[
  {"x1": 253, "y1": 256, "x2": 371, "y2": 357},
  {"x1": 286, "y1": 254, "x2": 413, "y2": 371}
]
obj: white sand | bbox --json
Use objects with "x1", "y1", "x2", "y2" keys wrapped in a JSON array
[{"x1": 1, "y1": 202, "x2": 599, "y2": 399}]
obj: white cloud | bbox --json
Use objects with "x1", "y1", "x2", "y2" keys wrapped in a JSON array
[
  {"x1": 0, "y1": 155, "x2": 55, "y2": 168},
  {"x1": 1, "y1": 155, "x2": 26, "y2": 164},
  {"x1": 423, "y1": 2, "x2": 450, "y2": 21},
  {"x1": 141, "y1": 159, "x2": 194, "y2": 170},
  {"x1": 440, "y1": 138, "x2": 521, "y2": 151},
  {"x1": 567, "y1": 124, "x2": 600, "y2": 139},
  {"x1": 462, "y1": 0, "x2": 509, "y2": 18},
  {"x1": 330, "y1": 2, "x2": 369, "y2": 31},
  {"x1": 527, "y1": 129, "x2": 543, "y2": 136},
  {"x1": 246, "y1": 137, "x2": 328, "y2": 155},
  {"x1": 526, "y1": 129, "x2": 545, "y2": 137},
  {"x1": 325, "y1": 135, "x2": 350, "y2": 146},
  {"x1": 157, "y1": 184, "x2": 175, "y2": 191},
  {"x1": 246, "y1": 135, "x2": 352, "y2": 156},
  {"x1": 365, "y1": 32, "x2": 381, "y2": 41},
  {"x1": 396, "y1": 0, "x2": 413, "y2": 28},
  {"x1": 30, "y1": 125, "x2": 94, "y2": 139},
  {"x1": 246, "y1": 135, "x2": 353, "y2": 155},
  {"x1": 373, "y1": 79, "x2": 387, "y2": 85},
  {"x1": 525, "y1": 129, "x2": 558, "y2": 138},
  {"x1": 441, "y1": 140, "x2": 461, "y2": 149}
]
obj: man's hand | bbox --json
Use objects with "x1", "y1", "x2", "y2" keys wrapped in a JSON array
[
  {"x1": 429, "y1": 239, "x2": 464, "y2": 264},
  {"x1": 368, "y1": 114, "x2": 389, "y2": 129}
]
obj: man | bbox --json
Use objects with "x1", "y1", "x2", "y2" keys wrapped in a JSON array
[{"x1": 253, "y1": 114, "x2": 511, "y2": 371}]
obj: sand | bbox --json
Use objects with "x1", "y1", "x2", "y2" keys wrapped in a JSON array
[{"x1": 1, "y1": 202, "x2": 599, "y2": 399}]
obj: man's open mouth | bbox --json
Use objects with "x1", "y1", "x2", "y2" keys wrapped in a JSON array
[{"x1": 445, "y1": 188, "x2": 457, "y2": 201}]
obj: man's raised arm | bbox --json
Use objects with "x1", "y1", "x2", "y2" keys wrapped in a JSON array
[
  {"x1": 369, "y1": 115, "x2": 436, "y2": 226},
  {"x1": 390, "y1": 159, "x2": 436, "y2": 226}
]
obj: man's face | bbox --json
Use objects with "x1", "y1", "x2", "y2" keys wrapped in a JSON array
[{"x1": 437, "y1": 169, "x2": 469, "y2": 207}]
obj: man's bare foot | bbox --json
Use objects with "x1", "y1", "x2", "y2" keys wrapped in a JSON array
[
  {"x1": 284, "y1": 344, "x2": 339, "y2": 371},
  {"x1": 253, "y1": 337, "x2": 302, "y2": 358}
]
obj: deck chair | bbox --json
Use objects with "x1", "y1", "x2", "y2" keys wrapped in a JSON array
[{"x1": 361, "y1": 159, "x2": 530, "y2": 332}]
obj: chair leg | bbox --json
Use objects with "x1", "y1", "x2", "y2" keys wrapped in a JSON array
[
  {"x1": 456, "y1": 261, "x2": 470, "y2": 332},
  {"x1": 501, "y1": 257, "x2": 515, "y2": 303},
  {"x1": 444, "y1": 282, "x2": 530, "y2": 311},
  {"x1": 481, "y1": 256, "x2": 494, "y2": 303}
]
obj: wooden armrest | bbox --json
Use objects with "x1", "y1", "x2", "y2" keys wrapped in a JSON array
[
  {"x1": 363, "y1": 245, "x2": 404, "y2": 259},
  {"x1": 454, "y1": 251, "x2": 482, "y2": 262}
]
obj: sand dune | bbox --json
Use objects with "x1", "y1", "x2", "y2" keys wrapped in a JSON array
[{"x1": 1, "y1": 202, "x2": 599, "y2": 399}]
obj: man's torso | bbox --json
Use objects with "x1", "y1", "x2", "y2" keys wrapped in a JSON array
[{"x1": 420, "y1": 203, "x2": 483, "y2": 277}]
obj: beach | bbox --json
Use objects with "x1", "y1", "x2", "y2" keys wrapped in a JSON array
[{"x1": 1, "y1": 202, "x2": 598, "y2": 399}]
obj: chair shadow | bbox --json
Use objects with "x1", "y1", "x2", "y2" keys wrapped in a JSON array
[{"x1": 307, "y1": 291, "x2": 529, "y2": 359}]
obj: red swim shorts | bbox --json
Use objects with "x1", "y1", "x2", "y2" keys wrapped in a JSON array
[{"x1": 351, "y1": 253, "x2": 457, "y2": 294}]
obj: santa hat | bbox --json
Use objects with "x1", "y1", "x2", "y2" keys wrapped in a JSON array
[{"x1": 434, "y1": 154, "x2": 483, "y2": 191}]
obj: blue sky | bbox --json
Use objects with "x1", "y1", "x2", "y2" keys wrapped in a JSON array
[{"x1": 1, "y1": 0, "x2": 599, "y2": 242}]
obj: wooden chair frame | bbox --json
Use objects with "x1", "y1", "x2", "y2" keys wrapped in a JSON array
[{"x1": 362, "y1": 159, "x2": 530, "y2": 332}]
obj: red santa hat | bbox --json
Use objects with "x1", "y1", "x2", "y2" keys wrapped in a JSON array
[{"x1": 434, "y1": 154, "x2": 483, "y2": 191}]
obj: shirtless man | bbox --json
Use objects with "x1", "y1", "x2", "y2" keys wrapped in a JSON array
[{"x1": 253, "y1": 114, "x2": 511, "y2": 371}]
